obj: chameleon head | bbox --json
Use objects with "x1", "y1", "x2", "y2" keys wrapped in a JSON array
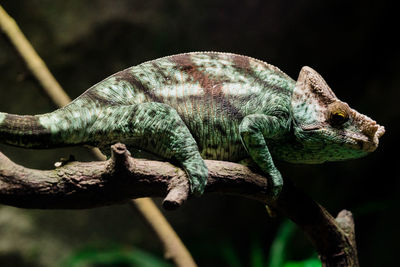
[{"x1": 290, "y1": 66, "x2": 385, "y2": 163}]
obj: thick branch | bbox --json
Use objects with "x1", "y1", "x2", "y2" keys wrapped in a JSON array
[
  {"x1": 0, "y1": 143, "x2": 268, "y2": 208},
  {"x1": 275, "y1": 183, "x2": 359, "y2": 267},
  {"x1": 0, "y1": 143, "x2": 358, "y2": 266}
]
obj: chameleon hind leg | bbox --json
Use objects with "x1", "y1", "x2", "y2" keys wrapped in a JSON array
[{"x1": 91, "y1": 102, "x2": 208, "y2": 196}]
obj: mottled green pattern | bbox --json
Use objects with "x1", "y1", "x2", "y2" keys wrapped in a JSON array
[
  {"x1": 0, "y1": 113, "x2": 5, "y2": 124},
  {"x1": 0, "y1": 52, "x2": 385, "y2": 198}
]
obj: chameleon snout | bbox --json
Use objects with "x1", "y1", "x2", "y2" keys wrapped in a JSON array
[{"x1": 361, "y1": 122, "x2": 385, "y2": 152}]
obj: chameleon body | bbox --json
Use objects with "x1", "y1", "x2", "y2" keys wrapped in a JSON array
[{"x1": 0, "y1": 52, "x2": 385, "y2": 198}]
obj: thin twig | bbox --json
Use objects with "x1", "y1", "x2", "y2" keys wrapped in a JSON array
[
  {"x1": 0, "y1": 5, "x2": 196, "y2": 266},
  {"x1": 0, "y1": 6, "x2": 70, "y2": 108}
]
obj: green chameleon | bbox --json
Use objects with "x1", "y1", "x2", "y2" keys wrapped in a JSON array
[{"x1": 0, "y1": 52, "x2": 385, "y2": 199}]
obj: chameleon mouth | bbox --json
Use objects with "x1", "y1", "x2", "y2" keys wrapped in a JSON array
[
  {"x1": 364, "y1": 124, "x2": 385, "y2": 152},
  {"x1": 300, "y1": 124, "x2": 321, "y2": 131},
  {"x1": 350, "y1": 123, "x2": 385, "y2": 152},
  {"x1": 348, "y1": 109, "x2": 385, "y2": 153}
]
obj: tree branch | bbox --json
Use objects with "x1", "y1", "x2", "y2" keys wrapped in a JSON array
[
  {"x1": 0, "y1": 143, "x2": 359, "y2": 266},
  {"x1": 0, "y1": 143, "x2": 267, "y2": 209}
]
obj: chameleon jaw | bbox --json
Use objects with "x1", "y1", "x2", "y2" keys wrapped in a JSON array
[
  {"x1": 345, "y1": 123, "x2": 385, "y2": 153},
  {"x1": 362, "y1": 124, "x2": 385, "y2": 152}
]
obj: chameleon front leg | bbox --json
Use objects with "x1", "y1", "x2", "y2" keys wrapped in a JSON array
[
  {"x1": 91, "y1": 102, "x2": 208, "y2": 196},
  {"x1": 239, "y1": 114, "x2": 286, "y2": 200}
]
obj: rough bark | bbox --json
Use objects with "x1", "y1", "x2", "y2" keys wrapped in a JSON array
[{"x1": 0, "y1": 143, "x2": 359, "y2": 266}]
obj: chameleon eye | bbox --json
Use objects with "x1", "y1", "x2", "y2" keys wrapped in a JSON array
[
  {"x1": 330, "y1": 110, "x2": 349, "y2": 126},
  {"x1": 327, "y1": 101, "x2": 350, "y2": 127}
]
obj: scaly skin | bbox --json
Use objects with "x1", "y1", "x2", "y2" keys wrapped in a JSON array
[{"x1": 0, "y1": 52, "x2": 385, "y2": 198}]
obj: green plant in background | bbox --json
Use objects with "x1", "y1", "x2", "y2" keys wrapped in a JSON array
[
  {"x1": 61, "y1": 245, "x2": 172, "y2": 267},
  {"x1": 268, "y1": 220, "x2": 320, "y2": 267},
  {"x1": 268, "y1": 220, "x2": 295, "y2": 267},
  {"x1": 282, "y1": 258, "x2": 321, "y2": 267},
  {"x1": 217, "y1": 220, "x2": 319, "y2": 267},
  {"x1": 220, "y1": 242, "x2": 242, "y2": 267}
]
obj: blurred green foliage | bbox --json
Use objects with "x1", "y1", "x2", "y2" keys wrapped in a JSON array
[
  {"x1": 61, "y1": 245, "x2": 172, "y2": 267},
  {"x1": 268, "y1": 220, "x2": 295, "y2": 267},
  {"x1": 282, "y1": 258, "x2": 321, "y2": 267},
  {"x1": 268, "y1": 220, "x2": 320, "y2": 267},
  {"x1": 216, "y1": 220, "x2": 319, "y2": 267},
  {"x1": 60, "y1": 239, "x2": 319, "y2": 267}
]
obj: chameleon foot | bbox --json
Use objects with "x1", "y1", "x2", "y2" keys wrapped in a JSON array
[
  {"x1": 181, "y1": 155, "x2": 208, "y2": 196},
  {"x1": 268, "y1": 169, "x2": 283, "y2": 201}
]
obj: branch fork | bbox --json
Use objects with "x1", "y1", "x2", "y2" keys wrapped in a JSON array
[{"x1": 108, "y1": 143, "x2": 190, "y2": 209}]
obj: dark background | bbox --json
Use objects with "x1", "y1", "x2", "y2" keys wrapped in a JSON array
[{"x1": 0, "y1": 0, "x2": 398, "y2": 266}]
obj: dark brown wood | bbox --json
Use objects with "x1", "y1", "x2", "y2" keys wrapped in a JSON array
[
  {"x1": 0, "y1": 143, "x2": 359, "y2": 266},
  {"x1": 273, "y1": 182, "x2": 359, "y2": 266}
]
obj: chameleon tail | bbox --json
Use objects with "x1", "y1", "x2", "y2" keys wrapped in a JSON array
[
  {"x1": 0, "y1": 111, "x2": 53, "y2": 148},
  {"x1": 0, "y1": 107, "x2": 94, "y2": 148},
  {"x1": 0, "y1": 76, "x2": 132, "y2": 149}
]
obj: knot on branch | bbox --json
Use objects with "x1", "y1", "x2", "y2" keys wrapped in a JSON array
[
  {"x1": 335, "y1": 209, "x2": 355, "y2": 236},
  {"x1": 109, "y1": 143, "x2": 135, "y2": 172}
]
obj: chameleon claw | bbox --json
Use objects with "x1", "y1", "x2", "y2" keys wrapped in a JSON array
[
  {"x1": 182, "y1": 158, "x2": 209, "y2": 197},
  {"x1": 189, "y1": 177, "x2": 207, "y2": 197},
  {"x1": 268, "y1": 170, "x2": 283, "y2": 202}
]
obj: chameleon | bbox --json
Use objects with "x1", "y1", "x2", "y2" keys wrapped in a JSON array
[{"x1": 0, "y1": 52, "x2": 385, "y2": 199}]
